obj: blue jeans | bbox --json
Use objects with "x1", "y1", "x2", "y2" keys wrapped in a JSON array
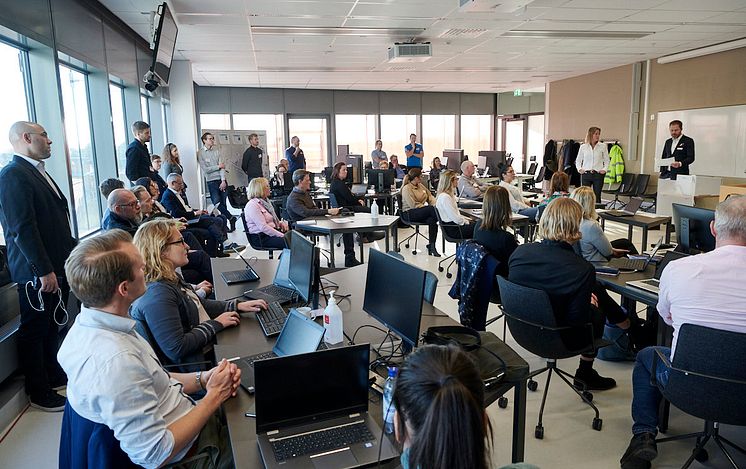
[
  {"x1": 207, "y1": 180, "x2": 232, "y2": 220},
  {"x1": 518, "y1": 206, "x2": 538, "y2": 222},
  {"x1": 631, "y1": 346, "x2": 671, "y2": 436}
]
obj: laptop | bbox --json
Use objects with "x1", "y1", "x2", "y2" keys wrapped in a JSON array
[
  {"x1": 255, "y1": 344, "x2": 399, "y2": 469},
  {"x1": 243, "y1": 249, "x2": 297, "y2": 304},
  {"x1": 606, "y1": 197, "x2": 643, "y2": 217},
  {"x1": 627, "y1": 251, "x2": 690, "y2": 294},
  {"x1": 608, "y1": 237, "x2": 663, "y2": 272},
  {"x1": 237, "y1": 309, "x2": 325, "y2": 394},
  {"x1": 351, "y1": 183, "x2": 368, "y2": 196},
  {"x1": 220, "y1": 250, "x2": 261, "y2": 285}
]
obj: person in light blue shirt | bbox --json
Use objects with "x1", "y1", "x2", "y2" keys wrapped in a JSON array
[{"x1": 404, "y1": 133, "x2": 424, "y2": 168}]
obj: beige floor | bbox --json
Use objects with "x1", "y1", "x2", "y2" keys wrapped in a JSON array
[{"x1": 1, "y1": 216, "x2": 744, "y2": 468}]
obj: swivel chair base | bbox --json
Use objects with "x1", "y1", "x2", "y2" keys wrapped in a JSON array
[{"x1": 657, "y1": 420, "x2": 746, "y2": 469}]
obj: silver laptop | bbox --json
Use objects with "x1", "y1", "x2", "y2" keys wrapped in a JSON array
[
  {"x1": 606, "y1": 197, "x2": 643, "y2": 217},
  {"x1": 243, "y1": 249, "x2": 296, "y2": 303},
  {"x1": 255, "y1": 344, "x2": 398, "y2": 469},
  {"x1": 351, "y1": 183, "x2": 368, "y2": 196},
  {"x1": 627, "y1": 251, "x2": 690, "y2": 294}
]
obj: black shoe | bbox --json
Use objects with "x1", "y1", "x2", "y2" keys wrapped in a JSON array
[
  {"x1": 368, "y1": 231, "x2": 386, "y2": 241},
  {"x1": 29, "y1": 391, "x2": 66, "y2": 412},
  {"x1": 427, "y1": 244, "x2": 441, "y2": 257},
  {"x1": 229, "y1": 216, "x2": 237, "y2": 233},
  {"x1": 620, "y1": 433, "x2": 657, "y2": 468},
  {"x1": 344, "y1": 256, "x2": 362, "y2": 268},
  {"x1": 574, "y1": 367, "x2": 617, "y2": 391},
  {"x1": 50, "y1": 376, "x2": 67, "y2": 391}
]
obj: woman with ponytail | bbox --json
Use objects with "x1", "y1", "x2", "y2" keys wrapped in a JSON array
[{"x1": 392, "y1": 345, "x2": 539, "y2": 469}]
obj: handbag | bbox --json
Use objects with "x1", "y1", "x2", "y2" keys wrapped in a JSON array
[{"x1": 227, "y1": 185, "x2": 248, "y2": 207}]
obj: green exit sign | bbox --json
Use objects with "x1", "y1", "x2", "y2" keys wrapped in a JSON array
[{"x1": 513, "y1": 89, "x2": 523, "y2": 96}]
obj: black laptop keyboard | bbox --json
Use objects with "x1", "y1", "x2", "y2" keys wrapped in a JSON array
[
  {"x1": 270, "y1": 421, "x2": 374, "y2": 462},
  {"x1": 610, "y1": 258, "x2": 647, "y2": 271},
  {"x1": 256, "y1": 302, "x2": 288, "y2": 337},
  {"x1": 221, "y1": 268, "x2": 259, "y2": 284},
  {"x1": 245, "y1": 351, "x2": 276, "y2": 367},
  {"x1": 258, "y1": 284, "x2": 296, "y2": 302}
]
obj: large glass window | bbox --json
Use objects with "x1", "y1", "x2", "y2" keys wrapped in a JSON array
[
  {"x1": 59, "y1": 64, "x2": 100, "y2": 236},
  {"x1": 200, "y1": 113, "x2": 231, "y2": 130},
  {"x1": 140, "y1": 94, "x2": 151, "y2": 153},
  {"x1": 505, "y1": 119, "x2": 526, "y2": 173},
  {"x1": 335, "y1": 114, "x2": 376, "y2": 160},
  {"x1": 527, "y1": 114, "x2": 545, "y2": 165},
  {"x1": 109, "y1": 82, "x2": 128, "y2": 182},
  {"x1": 161, "y1": 100, "x2": 170, "y2": 143},
  {"x1": 0, "y1": 41, "x2": 32, "y2": 168},
  {"x1": 422, "y1": 115, "x2": 455, "y2": 169},
  {"x1": 233, "y1": 114, "x2": 285, "y2": 169},
  {"x1": 287, "y1": 117, "x2": 328, "y2": 172},
  {"x1": 380, "y1": 115, "x2": 416, "y2": 164},
  {"x1": 460, "y1": 115, "x2": 491, "y2": 165}
]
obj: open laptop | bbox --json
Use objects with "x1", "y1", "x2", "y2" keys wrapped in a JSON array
[
  {"x1": 608, "y1": 237, "x2": 663, "y2": 272},
  {"x1": 243, "y1": 249, "x2": 296, "y2": 304},
  {"x1": 605, "y1": 197, "x2": 643, "y2": 217},
  {"x1": 627, "y1": 251, "x2": 690, "y2": 294},
  {"x1": 236, "y1": 309, "x2": 324, "y2": 394},
  {"x1": 351, "y1": 183, "x2": 368, "y2": 196},
  {"x1": 220, "y1": 250, "x2": 260, "y2": 285},
  {"x1": 255, "y1": 344, "x2": 399, "y2": 469}
]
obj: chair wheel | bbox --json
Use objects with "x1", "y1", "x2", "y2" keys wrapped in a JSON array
[
  {"x1": 498, "y1": 397, "x2": 508, "y2": 409},
  {"x1": 693, "y1": 448, "x2": 708, "y2": 462},
  {"x1": 592, "y1": 417, "x2": 602, "y2": 431},
  {"x1": 534, "y1": 425, "x2": 544, "y2": 439},
  {"x1": 583, "y1": 391, "x2": 594, "y2": 402},
  {"x1": 438, "y1": 266, "x2": 444, "y2": 272},
  {"x1": 405, "y1": 243, "x2": 410, "y2": 248},
  {"x1": 527, "y1": 380, "x2": 539, "y2": 392},
  {"x1": 412, "y1": 250, "x2": 417, "y2": 255},
  {"x1": 446, "y1": 272, "x2": 452, "y2": 279}
]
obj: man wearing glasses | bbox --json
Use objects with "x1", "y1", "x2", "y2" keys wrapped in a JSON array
[
  {"x1": 0, "y1": 121, "x2": 77, "y2": 412},
  {"x1": 103, "y1": 189, "x2": 143, "y2": 233}
]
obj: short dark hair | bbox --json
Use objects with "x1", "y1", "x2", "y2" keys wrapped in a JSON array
[
  {"x1": 293, "y1": 169, "x2": 310, "y2": 186},
  {"x1": 410, "y1": 133, "x2": 417, "y2": 138},
  {"x1": 99, "y1": 178, "x2": 125, "y2": 199},
  {"x1": 131, "y1": 121, "x2": 150, "y2": 133},
  {"x1": 133, "y1": 177, "x2": 153, "y2": 190},
  {"x1": 375, "y1": 139, "x2": 382, "y2": 145},
  {"x1": 150, "y1": 154, "x2": 161, "y2": 162},
  {"x1": 669, "y1": 120, "x2": 683, "y2": 129},
  {"x1": 497, "y1": 163, "x2": 513, "y2": 181},
  {"x1": 201, "y1": 132, "x2": 213, "y2": 143}
]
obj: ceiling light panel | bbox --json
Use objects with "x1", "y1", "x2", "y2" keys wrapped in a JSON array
[
  {"x1": 502, "y1": 30, "x2": 653, "y2": 39},
  {"x1": 251, "y1": 26, "x2": 425, "y2": 36}
]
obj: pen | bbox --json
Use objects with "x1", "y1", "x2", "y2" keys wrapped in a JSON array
[{"x1": 226, "y1": 356, "x2": 241, "y2": 362}]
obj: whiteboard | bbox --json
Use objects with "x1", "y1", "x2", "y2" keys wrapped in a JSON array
[
  {"x1": 202, "y1": 129, "x2": 268, "y2": 187},
  {"x1": 655, "y1": 105, "x2": 746, "y2": 178}
]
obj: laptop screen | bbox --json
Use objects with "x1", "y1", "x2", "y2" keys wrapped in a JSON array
[
  {"x1": 654, "y1": 251, "x2": 690, "y2": 280},
  {"x1": 254, "y1": 344, "x2": 370, "y2": 433},
  {"x1": 272, "y1": 249, "x2": 293, "y2": 289},
  {"x1": 273, "y1": 310, "x2": 324, "y2": 357},
  {"x1": 624, "y1": 197, "x2": 643, "y2": 213}
]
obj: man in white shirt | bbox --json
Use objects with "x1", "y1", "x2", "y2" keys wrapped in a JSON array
[
  {"x1": 620, "y1": 195, "x2": 746, "y2": 469},
  {"x1": 58, "y1": 229, "x2": 240, "y2": 468},
  {"x1": 576, "y1": 126, "x2": 610, "y2": 205}
]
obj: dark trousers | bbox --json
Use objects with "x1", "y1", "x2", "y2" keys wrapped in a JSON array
[
  {"x1": 206, "y1": 180, "x2": 233, "y2": 220},
  {"x1": 402, "y1": 207, "x2": 438, "y2": 245},
  {"x1": 17, "y1": 278, "x2": 69, "y2": 399},
  {"x1": 342, "y1": 233, "x2": 355, "y2": 257},
  {"x1": 581, "y1": 172, "x2": 604, "y2": 204},
  {"x1": 192, "y1": 216, "x2": 227, "y2": 256},
  {"x1": 575, "y1": 284, "x2": 628, "y2": 358},
  {"x1": 183, "y1": 250, "x2": 214, "y2": 284},
  {"x1": 248, "y1": 232, "x2": 287, "y2": 250},
  {"x1": 611, "y1": 237, "x2": 639, "y2": 255},
  {"x1": 442, "y1": 221, "x2": 475, "y2": 240}
]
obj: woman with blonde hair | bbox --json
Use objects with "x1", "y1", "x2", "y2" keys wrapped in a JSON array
[
  {"x1": 509, "y1": 198, "x2": 635, "y2": 390},
  {"x1": 576, "y1": 126, "x2": 609, "y2": 204},
  {"x1": 473, "y1": 186, "x2": 518, "y2": 277},
  {"x1": 435, "y1": 170, "x2": 476, "y2": 239},
  {"x1": 244, "y1": 177, "x2": 288, "y2": 250},
  {"x1": 131, "y1": 219, "x2": 267, "y2": 371},
  {"x1": 160, "y1": 143, "x2": 188, "y2": 202}
]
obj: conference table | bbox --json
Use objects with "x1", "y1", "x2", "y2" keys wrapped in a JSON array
[
  {"x1": 598, "y1": 211, "x2": 673, "y2": 253},
  {"x1": 212, "y1": 258, "x2": 529, "y2": 467}
]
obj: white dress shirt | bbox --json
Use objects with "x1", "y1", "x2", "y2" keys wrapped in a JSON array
[
  {"x1": 436, "y1": 192, "x2": 469, "y2": 225},
  {"x1": 169, "y1": 187, "x2": 193, "y2": 211},
  {"x1": 657, "y1": 245, "x2": 746, "y2": 359},
  {"x1": 576, "y1": 143, "x2": 609, "y2": 172},
  {"x1": 17, "y1": 153, "x2": 62, "y2": 198},
  {"x1": 58, "y1": 306, "x2": 197, "y2": 468}
]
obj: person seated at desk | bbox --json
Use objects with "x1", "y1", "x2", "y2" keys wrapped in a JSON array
[
  {"x1": 538, "y1": 171, "x2": 570, "y2": 209},
  {"x1": 286, "y1": 169, "x2": 362, "y2": 267},
  {"x1": 473, "y1": 186, "x2": 518, "y2": 278},
  {"x1": 270, "y1": 164, "x2": 293, "y2": 197},
  {"x1": 436, "y1": 170, "x2": 476, "y2": 239},
  {"x1": 570, "y1": 186, "x2": 637, "y2": 264},
  {"x1": 390, "y1": 155, "x2": 406, "y2": 179},
  {"x1": 429, "y1": 156, "x2": 443, "y2": 190},
  {"x1": 244, "y1": 177, "x2": 289, "y2": 251},
  {"x1": 392, "y1": 345, "x2": 539, "y2": 469},
  {"x1": 620, "y1": 195, "x2": 746, "y2": 469},
  {"x1": 131, "y1": 220, "x2": 266, "y2": 372},
  {"x1": 379, "y1": 160, "x2": 390, "y2": 170},
  {"x1": 458, "y1": 160, "x2": 490, "y2": 199},
  {"x1": 58, "y1": 230, "x2": 241, "y2": 469},
  {"x1": 401, "y1": 168, "x2": 440, "y2": 257},
  {"x1": 497, "y1": 163, "x2": 539, "y2": 221},
  {"x1": 508, "y1": 198, "x2": 637, "y2": 391},
  {"x1": 329, "y1": 162, "x2": 385, "y2": 242}
]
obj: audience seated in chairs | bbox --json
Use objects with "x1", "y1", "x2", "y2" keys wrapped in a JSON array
[
  {"x1": 429, "y1": 157, "x2": 443, "y2": 190},
  {"x1": 436, "y1": 170, "x2": 476, "y2": 239},
  {"x1": 620, "y1": 195, "x2": 746, "y2": 469},
  {"x1": 389, "y1": 155, "x2": 405, "y2": 179},
  {"x1": 270, "y1": 163, "x2": 293, "y2": 197},
  {"x1": 329, "y1": 162, "x2": 385, "y2": 243},
  {"x1": 508, "y1": 197, "x2": 637, "y2": 391},
  {"x1": 244, "y1": 177, "x2": 289, "y2": 251},
  {"x1": 497, "y1": 163, "x2": 539, "y2": 221},
  {"x1": 538, "y1": 171, "x2": 571, "y2": 208},
  {"x1": 102, "y1": 189, "x2": 142, "y2": 235},
  {"x1": 458, "y1": 160, "x2": 490, "y2": 200},
  {"x1": 400, "y1": 168, "x2": 440, "y2": 257},
  {"x1": 473, "y1": 185, "x2": 518, "y2": 278},
  {"x1": 392, "y1": 344, "x2": 539, "y2": 469},
  {"x1": 130, "y1": 220, "x2": 266, "y2": 372}
]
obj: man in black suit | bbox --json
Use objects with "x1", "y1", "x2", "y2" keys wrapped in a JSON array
[
  {"x1": 0, "y1": 121, "x2": 77, "y2": 411},
  {"x1": 125, "y1": 121, "x2": 152, "y2": 184},
  {"x1": 660, "y1": 120, "x2": 695, "y2": 180}
]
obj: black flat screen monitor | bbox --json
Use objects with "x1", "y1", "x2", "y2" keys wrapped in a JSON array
[
  {"x1": 443, "y1": 149, "x2": 465, "y2": 172},
  {"x1": 150, "y1": 3, "x2": 178, "y2": 84},
  {"x1": 672, "y1": 204, "x2": 716, "y2": 254},
  {"x1": 478, "y1": 151, "x2": 507, "y2": 175},
  {"x1": 363, "y1": 250, "x2": 426, "y2": 354},
  {"x1": 366, "y1": 169, "x2": 395, "y2": 193},
  {"x1": 288, "y1": 231, "x2": 316, "y2": 302}
]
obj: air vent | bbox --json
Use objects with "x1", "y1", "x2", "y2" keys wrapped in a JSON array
[
  {"x1": 439, "y1": 28, "x2": 488, "y2": 39},
  {"x1": 387, "y1": 42, "x2": 432, "y2": 63},
  {"x1": 387, "y1": 65, "x2": 417, "y2": 71}
]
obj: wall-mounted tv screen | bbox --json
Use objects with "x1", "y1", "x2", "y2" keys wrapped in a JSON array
[{"x1": 150, "y1": 2, "x2": 178, "y2": 84}]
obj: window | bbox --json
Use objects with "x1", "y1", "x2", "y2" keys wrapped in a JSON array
[
  {"x1": 109, "y1": 82, "x2": 128, "y2": 182},
  {"x1": 233, "y1": 114, "x2": 285, "y2": 169},
  {"x1": 161, "y1": 100, "x2": 170, "y2": 143},
  {"x1": 527, "y1": 114, "x2": 545, "y2": 164},
  {"x1": 422, "y1": 115, "x2": 455, "y2": 169},
  {"x1": 200, "y1": 113, "x2": 231, "y2": 130},
  {"x1": 287, "y1": 117, "x2": 329, "y2": 172},
  {"x1": 380, "y1": 115, "x2": 416, "y2": 164},
  {"x1": 0, "y1": 41, "x2": 32, "y2": 169},
  {"x1": 335, "y1": 115, "x2": 376, "y2": 161},
  {"x1": 59, "y1": 64, "x2": 100, "y2": 236},
  {"x1": 140, "y1": 94, "x2": 151, "y2": 153},
  {"x1": 460, "y1": 115, "x2": 491, "y2": 165}
]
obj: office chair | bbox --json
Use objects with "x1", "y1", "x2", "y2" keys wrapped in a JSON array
[
  {"x1": 603, "y1": 173, "x2": 635, "y2": 209},
  {"x1": 397, "y1": 211, "x2": 431, "y2": 255},
  {"x1": 241, "y1": 212, "x2": 276, "y2": 259},
  {"x1": 497, "y1": 277, "x2": 611, "y2": 439},
  {"x1": 434, "y1": 208, "x2": 469, "y2": 279},
  {"x1": 625, "y1": 173, "x2": 651, "y2": 209},
  {"x1": 652, "y1": 324, "x2": 746, "y2": 469},
  {"x1": 386, "y1": 251, "x2": 438, "y2": 305}
]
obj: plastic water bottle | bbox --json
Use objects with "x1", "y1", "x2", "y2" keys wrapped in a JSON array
[
  {"x1": 382, "y1": 366, "x2": 397, "y2": 434},
  {"x1": 323, "y1": 291, "x2": 344, "y2": 345},
  {"x1": 370, "y1": 199, "x2": 379, "y2": 219}
]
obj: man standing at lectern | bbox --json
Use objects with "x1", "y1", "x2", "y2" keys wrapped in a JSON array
[{"x1": 660, "y1": 120, "x2": 694, "y2": 180}]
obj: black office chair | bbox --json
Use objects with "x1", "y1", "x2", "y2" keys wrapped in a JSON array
[
  {"x1": 525, "y1": 166, "x2": 545, "y2": 193},
  {"x1": 398, "y1": 211, "x2": 430, "y2": 255},
  {"x1": 603, "y1": 173, "x2": 635, "y2": 209},
  {"x1": 652, "y1": 324, "x2": 746, "y2": 469},
  {"x1": 241, "y1": 212, "x2": 276, "y2": 259},
  {"x1": 625, "y1": 173, "x2": 650, "y2": 208},
  {"x1": 386, "y1": 251, "x2": 438, "y2": 305},
  {"x1": 497, "y1": 277, "x2": 610, "y2": 439},
  {"x1": 527, "y1": 162, "x2": 538, "y2": 176},
  {"x1": 434, "y1": 208, "x2": 468, "y2": 279}
]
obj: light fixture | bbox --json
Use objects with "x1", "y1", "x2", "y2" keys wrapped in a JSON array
[
  {"x1": 250, "y1": 26, "x2": 424, "y2": 37},
  {"x1": 657, "y1": 37, "x2": 746, "y2": 64},
  {"x1": 501, "y1": 30, "x2": 652, "y2": 39}
]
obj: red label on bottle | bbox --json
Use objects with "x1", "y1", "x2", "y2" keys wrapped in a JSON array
[{"x1": 324, "y1": 315, "x2": 330, "y2": 324}]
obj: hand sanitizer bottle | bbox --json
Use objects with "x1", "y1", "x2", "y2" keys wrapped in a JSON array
[{"x1": 323, "y1": 291, "x2": 344, "y2": 345}]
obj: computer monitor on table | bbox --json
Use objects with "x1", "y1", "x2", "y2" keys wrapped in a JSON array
[
  {"x1": 366, "y1": 168, "x2": 395, "y2": 193},
  {"x1": 478, "y1": 151, "x2": 507, "y2": 176},
  {"x1": 443, "y1": 149, "x2": 465, "y2": 172},
  {"x1": 672, "y1": 204, "x2": 716, "y2": 254},
  {"x1": 363, "y1": 249, "x2": 426, "y2": 354},
  {"x1": 288, "y1": 231, "x2": 319, "y2": 306},
  {"x1": 346, "y1": 154, "x2": 364, "y2": 184}
]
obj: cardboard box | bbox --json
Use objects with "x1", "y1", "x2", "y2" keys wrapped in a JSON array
[{"x1": 719, "y1": 184, "x2": 746, "y2": 202}]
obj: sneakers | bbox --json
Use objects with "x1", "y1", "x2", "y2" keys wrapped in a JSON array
[
  {"x1": 361, "y1": 232, "x2": 386, "y2": 243},
  {"x1": 215, "y1": 251, "x2": 230, "y2": 258},
  {"x1": 50, "y1": 376, "x2": 67, "y2": 391},
  {"x1": 620, "y1": 433, "x2": 657, "y2": 469},
  {"x1": 29, "y1": 391, "x2": 66, "y2": 412},
  {"x1": 574, "y1": 366, "x2": 617, "y2": 391},
  {"x1": 223, "y1": 242, "x2": 245, "y2": 251}
]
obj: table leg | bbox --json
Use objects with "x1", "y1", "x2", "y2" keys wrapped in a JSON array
[
  {"x1": 641, "y1": 228, "x2": 648, "y2": 253},
  {"x1": 665, "y1": 222, "x2": 672, "y2": 244},
  {"x1": 512, "y1": 381, "x2": 527, "y2": 463},
  {"x1": 393, "y1": 224, "x2": 398, "y2": 252},
  {"x1": 385, "y1": 227, "x2": 390, "y2": 252},
  {"x1": 329, "y1": 236, "x2": 336, "y2": 268},
  {"x1": 359, "y1": 232, "x2": 364, "y2": 261}
]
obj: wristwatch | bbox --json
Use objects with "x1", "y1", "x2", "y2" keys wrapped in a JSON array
[{"x1": 196, "y1": 371, "x2": 204, "y2": 390}]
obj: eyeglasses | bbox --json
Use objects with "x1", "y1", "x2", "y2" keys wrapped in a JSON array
[
  {"x1": 117, "y1": 201, "x2": 140, "y2": 208},
  {"x1": 165, "y1": 237, "x2": 187, "y2": 247}
]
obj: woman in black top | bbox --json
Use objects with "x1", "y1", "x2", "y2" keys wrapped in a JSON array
[
  {"x1": 473, "y1": 186, "x2": 517, "y2": 278},
  {"x1": 429, "y1": 156, "x2": 443, "y2": 191},
  {"x1": 329, "y1": 162, "x2": 368, "y2": 212}
]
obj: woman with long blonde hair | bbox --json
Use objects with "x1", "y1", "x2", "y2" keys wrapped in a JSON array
[{"x1": 435, "y1": 170, "x2": 475, "y2": 239}]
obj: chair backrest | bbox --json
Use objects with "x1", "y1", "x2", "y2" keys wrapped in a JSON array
[
  {"x1": 496, "y1": 277, "x2": 593, "y2": 359},
  {"x1": 663, "y1": 324, "x2": 746, "y2": 426},
  {"x1": 527, "y1": 162, "x2": 537, "y2": 175},
  {"x1": 534, "y1": 165, "x2": 545, "y2": 184},
  {"x1": 242, "y1": 211, "x2": 274, "y2": 253},
  {"x1": 328, "y1": 193, "x2": 339, "y2": 208},
  {"x1": 618, "y1": 173, "x2": 636, "y2": 194},
  {"x1": 385, "y1": 251, "x2": 438, "y2": 305},
  {"x1": 632, "y1": 173, "x2": 650, "y2": 196},
  {"x1": 434, "y1": 206, "x2": 466, "y2": 243}
]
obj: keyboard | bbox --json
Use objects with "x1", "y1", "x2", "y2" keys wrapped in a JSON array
[
  {"x1": 610, "y1": 257, "x2": 647, "y2": 271},
  {"x1": 270, "y1": 420, "x2": 374, "y2": 462},
  {"x1": 257, "y1": 284, "x2": 296, "y2": 303},
  {"x1": 221, "y1": 268, "x2": 259, "y2": 285},
  {"x1": 256, "y1": 302, "x2": 288, "y2": 336},
  {"x1": 641, "y1": 279, "x2": 660, "y2": 287},
  {"x1": 244, "y1": 350, "x2": 276, "y2": 367}
]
